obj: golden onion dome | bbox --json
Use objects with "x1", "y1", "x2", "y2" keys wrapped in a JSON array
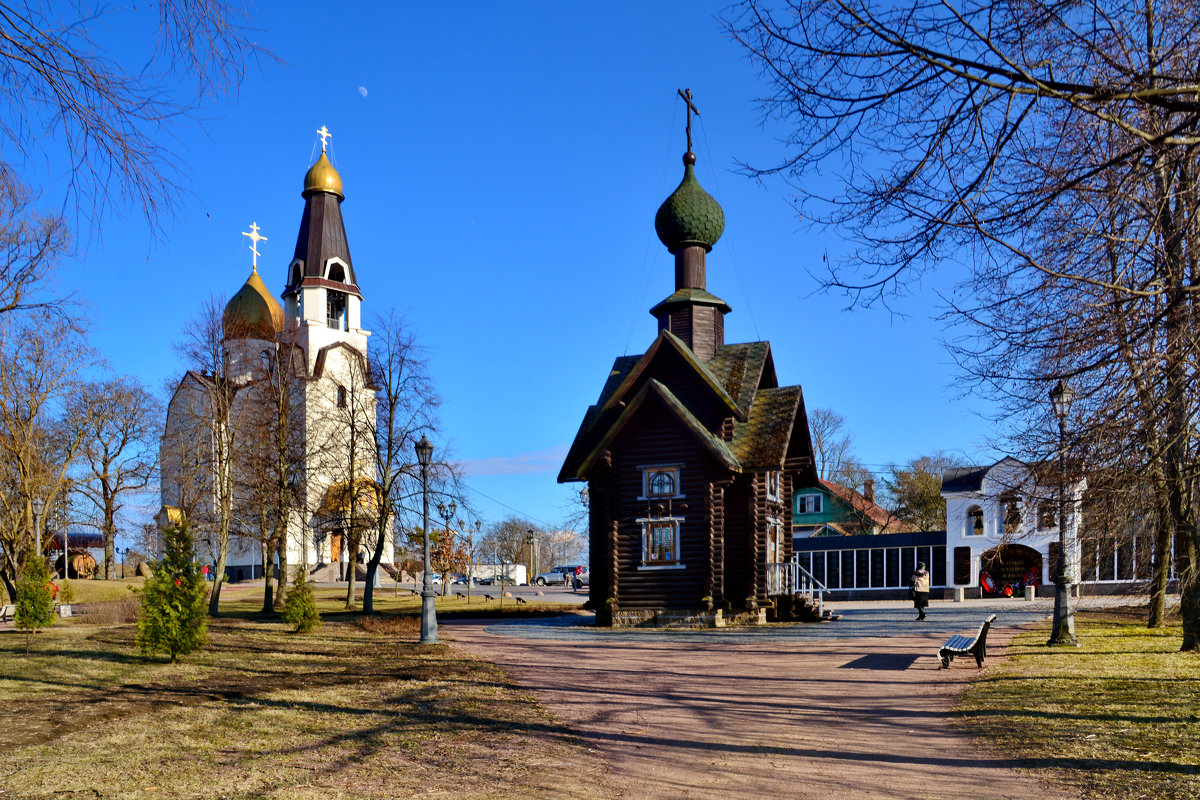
[
  {"x1": 224, "y1": 269, "x2": 284, "y2": 340},
  {"x1": 303, "y1": 151, "x2": 344, "y2": 198}
]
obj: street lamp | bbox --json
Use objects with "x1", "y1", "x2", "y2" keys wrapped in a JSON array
[
  {"x1": 415, "y1": 435, "x2": 438, "y2": 644},
  {"x1": 31, "y1": 496, "x2": 45, "y2": 558},
  {"x1": 458, "y1": 518, "x2": 481, "y2": 600},
  {"x1": 1048, "y1": 378, "x2": 1079, "y2": 647},
  {"x1": 437, "y1": 499, "x2": 456, "y2": 594},
  {"x1": 525, "y1": 528, "x2": 537, "y2": 582}
]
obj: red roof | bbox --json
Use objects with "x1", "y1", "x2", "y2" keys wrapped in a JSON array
[{"x1": 818, "y1": 479, "x2": 913, "y2": 534}]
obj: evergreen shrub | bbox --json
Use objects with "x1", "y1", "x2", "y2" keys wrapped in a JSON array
[
  {"x1": 282, "y1": 568, "x2": 321, "y2": 633},
  {"x1": 14, "y1": 555, "x2": 56, "y2": 653},
  {"x1": 136, "y1": 523, "x2": 208, "y2": 662}
]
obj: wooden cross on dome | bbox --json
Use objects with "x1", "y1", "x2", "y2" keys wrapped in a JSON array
[
  {"x1": 242, "y1": 221, "x2": 267, "y2": 271},
  {"x1": 677, "y1": 88, "x2": 700, "y2": 153},
  {"x1": 316, "y1": 125, "x2": 332, "y2": 152}
]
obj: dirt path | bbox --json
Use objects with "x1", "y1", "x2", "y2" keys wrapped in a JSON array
[{"x1": 444, "y1": 609, "x2": 1074, "y2": 800}]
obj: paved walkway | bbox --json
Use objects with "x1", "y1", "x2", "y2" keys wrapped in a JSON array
[{"x1": 444, "y1": 599, "x2": 1084, "y2": 799}]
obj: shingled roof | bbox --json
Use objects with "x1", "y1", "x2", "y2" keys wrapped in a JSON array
[
  {"x1": 820, "y1": 479, "x2": 912, "y2": 533},
  {"x1": 558, "y1": 329, "x2": 807, "y2": 482}
]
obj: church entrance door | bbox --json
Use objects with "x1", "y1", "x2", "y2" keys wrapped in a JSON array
[{"x1": 331, "y1": 533, "x2": 342, "y2": 563}]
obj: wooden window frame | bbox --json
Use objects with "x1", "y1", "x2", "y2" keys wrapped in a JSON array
[
  {"x1": 796, "y1": 493, "x2": 823, "y2": 515},
  {"x1": 766, "y1": 470, "x2": 781, "y2": 501},
  {"x1": 640, "y1": 465, "x2": 683, "y2": 500},
  {"x1": 639, "y1": 517, "x2": 682, "y2": 566}
]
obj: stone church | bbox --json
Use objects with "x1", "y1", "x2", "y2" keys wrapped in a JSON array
[{"x1": 161, "y1": 131, "x2": 392, "y2": 580}]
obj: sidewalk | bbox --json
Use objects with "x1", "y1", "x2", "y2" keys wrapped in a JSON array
[{"x1": 443, "y1": 603, "x2": 1080, "y2": 799}]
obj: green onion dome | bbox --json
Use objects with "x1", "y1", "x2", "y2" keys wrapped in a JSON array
[
  {"x1": 654, "y1": 152, "x2": 725, "y2": 253},
  {"x1": 224, "y1": 269, "x2": 284, "y2": 340}
]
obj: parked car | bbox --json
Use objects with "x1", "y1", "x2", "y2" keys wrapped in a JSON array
[{"x1": 534, "y1": 565, "x2": 588, "y2": 586}]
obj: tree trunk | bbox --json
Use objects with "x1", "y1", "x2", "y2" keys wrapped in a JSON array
[
  {"x1": 344, "y1": 533, "x2": 357, "y2": 610},
  {"x1": 1181, "y1": 525, "x2": 1199, "y2": 651},
  {"x1": 1147, "y1": 497, "x2": 1172, "y2": 627},
  {"x1": 208, "y1": 530, "x2": 229, "y2": 617},
  {"x1": 273, "y1": 537, "x2": 289, "y2": 612},
  {"x1": 104, "y1": 528, "x2": 116, "y2": 580},
  {"x1": 363, "y1": 563, "x2": 376, "y2": 615},
  {"x1": 261, "y1": 541, "x2": 275, "y2": 614}
]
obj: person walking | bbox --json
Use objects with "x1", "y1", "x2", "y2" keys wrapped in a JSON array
[{"x1": 911, "y1": 562, "x2": 930, "y2": 621}]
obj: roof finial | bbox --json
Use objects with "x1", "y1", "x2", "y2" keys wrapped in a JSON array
[
  {"x1": 316, "y1": 125, "x2": 332, "y2": 152},
  {"x1": 242, "y1": 221, "x2": 267, "y2": 272},
  {"x1": 677, "y1": 88, "x2": 700, "y2": 155}
]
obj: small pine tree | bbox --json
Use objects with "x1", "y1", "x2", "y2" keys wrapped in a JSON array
[
  {"x1": 14, "y1": 555, "x2": 56, "y2": 653},
  {"x1": 136, "y1": 523, "x2": 208, "y2": 662},
  {"x1": 57, "y1": 578, "x2": 75, "y2": 605},
  {"x1": 282, "y1": 568, "x2": 321, "y2": 633}
]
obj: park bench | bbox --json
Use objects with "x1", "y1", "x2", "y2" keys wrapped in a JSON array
[
  {"x1": 938, "y1": 614, "x2": 997, "y2": 669},
  {"x1": 0, "y1": 604, "x2": 14, "y2": 622}
]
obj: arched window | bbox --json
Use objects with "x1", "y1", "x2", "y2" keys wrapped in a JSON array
[
  {"x1": 999, "y1": 491, "x2": 1021, "y2": 535},
  {"x1": 643, "y1": 465, "x2": 681, "y2": 496},
  {"x1": 327, "y1": 290, "x2": 347, "y2": 330},
  {"x1": 327, "y1": 261, "x2": 346, "y2": 283},
  {"x1": 336, "y1": 385, "x2": 347, "y2": 408},
  {"x1": 967, "y1": 505, "x2": 984, "y2": 536},
  {"x1": 290, "y1": 262, "x2": 302, "y2": 287}
]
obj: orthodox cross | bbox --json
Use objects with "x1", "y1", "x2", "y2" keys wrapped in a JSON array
[
  {"x1": 316, "y1": 124, "x2": 332, "y2": 152},
  {"x1": 677, "y1": 88, "x2": 700, "y2": 153},
  {"x1": 242, "y1": 222, "x2": 267, "y2": 271}
]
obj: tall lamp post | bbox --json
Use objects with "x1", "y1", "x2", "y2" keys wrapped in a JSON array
[
  {"x1": 1048, "y1": 379, "x2": 1079, "y2": 646},
  {"x1": 31, "y1": 497, "x2": 45, "y2": 560},
  {"x1": 459, "y1": 519, "x2": 481, "y2": 601},
  {"x1": 437, "y1": 499, "x2": 457, "y2": 594},
  {"x1": 525, "y1": 528, "x2": 537, "y2": 582},
  {"x1": 415, "y1": 435, "x2": 438, "y2": 644}
]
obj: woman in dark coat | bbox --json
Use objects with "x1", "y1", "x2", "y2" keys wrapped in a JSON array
[{"x1": 911, "y1": 562, "x2": 930, "y2": 621}]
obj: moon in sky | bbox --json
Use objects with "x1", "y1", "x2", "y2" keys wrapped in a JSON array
[{"x1": 357, "y1": 86, "x2": 368, "y2": 98}]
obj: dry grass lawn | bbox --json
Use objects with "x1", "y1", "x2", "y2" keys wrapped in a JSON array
[
  {"x1": 956, "y1": 607, "x2": 1200, "y2": 800},
  {"x1": 0, "y1": 595, "x2": 610, "y2": 800}
]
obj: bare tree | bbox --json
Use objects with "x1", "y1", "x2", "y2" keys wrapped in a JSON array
[
  {"x1": 807, "y1": 407, "x2": 870, "y2": 488},
  {"x1": 165, "y1": 296, "x2": 239, "y2": 615},
  {"x1": 359, "y1": 311, "x2": 442, "y2": 615},
  {"x1": 479, "y1": 517, "x2": 538, "y2": 567},
  {"x1": 0, "y1": 312, "x2": 98, "y2": 599},
  {"x1": 73, "y1": 377, "x2": 160, "y2": 579},
  {"x1": 0, "y1": 1, "x2": 265, "y2": 229},
  {"x1": 0, "y1": 180, "x2": 70, "y2": 315},
  {"x1": 230, "y1": 334, "x2": 305, "y2": 613},
  {"x1": 727, "y1": 0, "x2": 1200, "y2": 649}
]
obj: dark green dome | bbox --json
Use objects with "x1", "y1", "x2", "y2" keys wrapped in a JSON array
[{"x1": 654, "y1": 152, "x2": 725, "y2": 253}]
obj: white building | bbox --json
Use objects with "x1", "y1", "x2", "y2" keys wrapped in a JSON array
[
  {"x1": 161, "y1": 134, "x2": 393, "y2": 580},
  {"x1": 941, "y1": 457, "x2": 1085, "y2": 596}
]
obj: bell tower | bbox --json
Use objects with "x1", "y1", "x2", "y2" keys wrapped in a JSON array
[{"x1": 282, "y1": 126, "x2": 369, "y2": 371}]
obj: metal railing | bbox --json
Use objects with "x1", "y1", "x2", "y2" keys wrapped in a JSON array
[{"x1": 767, "y1": 555, "x2": 829, "y2": 618}]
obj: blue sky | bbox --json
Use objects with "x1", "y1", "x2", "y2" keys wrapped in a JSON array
[{"x1": 34, "y1": 2, "x2": 1001, "y2": 535}]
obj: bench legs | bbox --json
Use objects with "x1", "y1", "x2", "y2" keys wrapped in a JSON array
[{"x1": 939, "y1": 648, "x2": 985, "y2": 669}]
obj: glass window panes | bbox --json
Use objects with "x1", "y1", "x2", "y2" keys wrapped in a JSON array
[
  {"x1": 797, "y1": 494, "x2": 823, "y2": 514},
  {"x1": 644, "y1": 522, "x2": 677, "y2": 563}
]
